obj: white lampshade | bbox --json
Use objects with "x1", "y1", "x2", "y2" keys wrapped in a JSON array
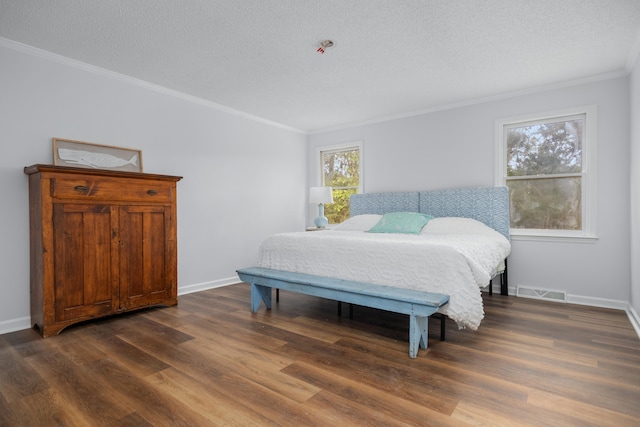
[{"x1": 309, "y1": 186, "x2": 333, "y2": 204}]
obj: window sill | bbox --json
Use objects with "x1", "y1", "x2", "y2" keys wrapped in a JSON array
[{"x1": 510, "y1": 234, "x2": 599, "y2": 243}]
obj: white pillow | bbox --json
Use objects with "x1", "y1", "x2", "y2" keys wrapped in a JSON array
[
  {"x1": 420, "y1": 217, "x2": 497, "y2": 236},
  {"x1": 332, "y1": 214, "x2": 382, "y2": 231}
]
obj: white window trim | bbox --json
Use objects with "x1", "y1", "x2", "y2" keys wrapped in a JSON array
[
  {"x1": 315, "y1": 140, "x2": 364, "y2": 193},
  {"x1": 495, "y1": 105, "x2": 598, "y2": 243}
]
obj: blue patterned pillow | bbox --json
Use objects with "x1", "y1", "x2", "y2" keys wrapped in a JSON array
[{"x1": 367, "y1": 212, "x2": 433, "y2": 234}]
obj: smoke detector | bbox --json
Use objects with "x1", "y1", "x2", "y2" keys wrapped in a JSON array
[{"x1": 317, "y1": 40, "x2": 334, "y2": 54}]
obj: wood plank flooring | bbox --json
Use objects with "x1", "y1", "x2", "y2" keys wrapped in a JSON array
[{"x1": 1, "y1": 283, "x2": 639, "y2": 426}]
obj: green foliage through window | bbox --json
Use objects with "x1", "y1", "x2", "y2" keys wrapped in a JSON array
[
  {"x1": 505, "y1": 117, "x2": 584, "y2": 230},
  {"x1": 321, "y1": 147, "x2": 360, "y2": 224}
]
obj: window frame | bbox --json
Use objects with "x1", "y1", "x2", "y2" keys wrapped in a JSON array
[
  {"x1": 495, "y1": 105, "x2": 598, "y2": 242},
  {"x1": 316, "y1": 141, "x2": 364, "y2": 221}
]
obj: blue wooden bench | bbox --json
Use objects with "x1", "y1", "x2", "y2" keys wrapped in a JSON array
[{"x1": 236, "y1": 267, "x2": 450, "y2": 358}]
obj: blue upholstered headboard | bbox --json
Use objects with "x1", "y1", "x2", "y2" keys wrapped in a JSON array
[
  {"x1": 350, "y1": 186, "x2": 510, "y2": 239},
  {"x1": 349, "y1": 191, "x2": 419, "y2": 215}
]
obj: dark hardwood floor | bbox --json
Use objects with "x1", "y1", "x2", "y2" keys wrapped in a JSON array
[{"x1": 1, "y1": 283, "x2": 639, "y2": 426}]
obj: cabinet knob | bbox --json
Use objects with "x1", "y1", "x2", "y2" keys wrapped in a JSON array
[
  {"x1": 147, "y1": 189, "x2": 158, "y2": 196},
  {"x1": 74, "y1": 185, "x2": 88, "y2": 193}
]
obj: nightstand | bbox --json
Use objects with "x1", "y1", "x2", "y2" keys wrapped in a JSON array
[{"x1": 306, "y1": 225, "x2": 336, "y2": 231}]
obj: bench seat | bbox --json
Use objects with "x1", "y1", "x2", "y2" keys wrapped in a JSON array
[{"x1": 236, "y1": 267, "x2": 450, "y2": 358}]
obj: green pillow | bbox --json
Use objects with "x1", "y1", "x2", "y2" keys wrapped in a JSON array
[{"x1": 367, "y1": 212, "x2": 432, "y2": 234}]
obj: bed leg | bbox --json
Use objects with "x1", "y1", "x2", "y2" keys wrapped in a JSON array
[
  {"x1": 337, "y1": 302, "x2": 353, "y2": 318},
  {"x1": 501, "y1": 258, "x2": 509, "y2": 295},
  {"x1": 439, "y1": 314, "x2": 446, "y2": 341},
  {"x1": 276, "y1": 288, "x2": 279, "y2": 302},
  {"x1": 336, "y1": 302, "x2": 354, "y2": 318}
]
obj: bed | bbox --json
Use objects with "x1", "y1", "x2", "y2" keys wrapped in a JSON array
[{"x1": 253, "y1": 186, "x2": 511, "y2": 331}]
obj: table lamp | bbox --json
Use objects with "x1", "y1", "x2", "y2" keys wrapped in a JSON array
[{"x1": 309, "y1": 186, "x2": 333, "y2": 228}]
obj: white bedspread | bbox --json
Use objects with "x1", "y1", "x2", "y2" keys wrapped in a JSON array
[{"x1": 256, "y1": 217, "x2": 511, "y2": 330}]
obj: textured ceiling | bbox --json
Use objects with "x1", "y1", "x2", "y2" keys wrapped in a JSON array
[{"x1": 1, "y1": 0, "x2": 640, "y2": 133}]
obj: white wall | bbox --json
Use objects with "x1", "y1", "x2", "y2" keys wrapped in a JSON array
[
  {"x1": 631, "y1": 54, "x2": 640, "y2": 323},
  {"x1": 308, "y1": 77, "x2": 631, "y2": 308},
  {"x1": 0, "y1": 41, "x2": 307, "y2": 334},
  {"x1": 2, "y1": 37, "x2": 635, "y2": 335}
]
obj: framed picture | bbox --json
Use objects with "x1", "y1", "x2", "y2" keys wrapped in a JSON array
[{"x1": 53, "y1": 138, "x2": 143, "y2": 172}]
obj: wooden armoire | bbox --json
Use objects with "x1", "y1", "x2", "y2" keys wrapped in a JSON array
[{"x1": 25, "y1": 164, "x2": 182, "y2": 337}]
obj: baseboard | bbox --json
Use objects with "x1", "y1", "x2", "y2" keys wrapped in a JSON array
[
  {"x1": 565, "y1": 293, "x2": 629, "y2": 310},
  {"x1": 177, "y1": 275, "x2": 241, "y2": 296},
  {"x1": 627, "y1": 304, "x2": 640, "y2": 339},
  {"x1": 503, "y1": 284, "x2": 629, "y2": 309},
  {"x1": 0, "y1": 316, "x2": 31, "y2": 336}
]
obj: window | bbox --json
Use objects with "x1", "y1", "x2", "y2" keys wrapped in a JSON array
[
  {"x1": 495, "y1": 106, "x2": 597, "y2": 241},
  {"x1": 317, "y1": 142, "x2": 363, "y2": 224}
]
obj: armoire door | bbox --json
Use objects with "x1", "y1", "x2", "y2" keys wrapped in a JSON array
[
  {"x1": 118, "y1": 205, "x2": 177, "y2": 310},
  {"x1": 52, "y1": 203, "x2": 119, "y2": 322}
]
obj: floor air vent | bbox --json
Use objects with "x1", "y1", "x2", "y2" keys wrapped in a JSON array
[{"x1": 516, "y1": 286, "x2": 567, "y2": 303}]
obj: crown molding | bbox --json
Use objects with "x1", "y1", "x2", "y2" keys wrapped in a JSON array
[
  {"x1": 0, "y1": 37, "x2": 306, "y2": 135},
  {"x1": 309, "y1": 70, "x2": 628, "y2": 135}
]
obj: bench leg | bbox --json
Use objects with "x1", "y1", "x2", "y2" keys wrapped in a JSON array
[
  {"x1": 251, "y1": 283, "x2": 272, "y2": 312},
  {"x1": 409, "y1": 315, "x2": 429, "y2": 358}
]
